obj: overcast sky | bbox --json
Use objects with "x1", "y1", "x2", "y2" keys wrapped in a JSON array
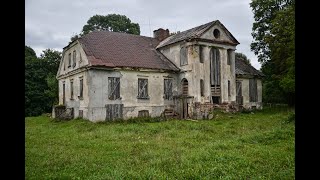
[{"x1": 25, "y1": 0, "x2": 261, "y2": 69}]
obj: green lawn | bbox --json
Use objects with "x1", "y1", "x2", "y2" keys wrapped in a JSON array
[{"x1": 25, "y1": 108, "x2": 295, "y2": 179}]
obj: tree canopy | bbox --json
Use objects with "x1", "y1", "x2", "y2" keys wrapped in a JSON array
[
  {"x1": 25, "y1": 46, "x2": 61, "y2": 116},
  {"x1": 250, "y1": 0, "x2": 295, "y2": 105},
  {"x1": 71, "y1": 14, "x2": 140, "y2": 41},
  {"x1": 235, "y1": 52, "x2": 251, "y2": 65}
]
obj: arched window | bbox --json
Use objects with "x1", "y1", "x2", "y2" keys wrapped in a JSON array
[
  {"x1": 181, "y1": 78, "x2": 188, "y2": 96},
  {"x1": 180, "y1": 46, "x2": 188, "y2": 66}
]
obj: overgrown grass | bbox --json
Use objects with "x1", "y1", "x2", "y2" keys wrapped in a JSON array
[{"x1": 26, "y1": 107, "x2": 295, "y2": 179}]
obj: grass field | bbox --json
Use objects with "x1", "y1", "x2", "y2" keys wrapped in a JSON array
[{"x1": 25, "y1": 107, "x2": 295, "y2": 179}]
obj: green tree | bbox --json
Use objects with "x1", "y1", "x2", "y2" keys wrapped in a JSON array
[
  {"x1": 250, "y1": 0, "x2": 295, "y2": 106},
  {"x1": 235, "y1": 52, "x2": 251, "y2": 65},
  {"x1": 25, "y1": 46, "x2": 62, "y2": 116},
  {"x1": 81, "y1": 14, "x2": 140, "y2": 36}
]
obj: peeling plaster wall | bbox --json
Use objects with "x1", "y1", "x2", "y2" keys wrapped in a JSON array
[
  {"x1": 159, "y1": 25, "x2": 237, "y2": 105},
  {"x1": 236, "y1": 77, "x2": 263, "y2": 109},
  {"x1": 58, "y1": 41, "x2": 89, "y2": 76},
  {"x1": 57, "y1": 71, "x2": 90, "y2": 119},
  {"x1": 86, "y1": 69, "x2": 178, "y2": 122}
]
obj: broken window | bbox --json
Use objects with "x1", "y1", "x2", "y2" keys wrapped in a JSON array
[
  {"x1": 164, "y1": 79, "x2": 173, "y2": 100},
  {"x1": 73, "y1": 50, "x2": 76, "y2": 68},
  {"x1": 68, "y1": 53, "x2": 71, "y2": 68},
  {"x1": 70, "y1": 79, "x2": 74, "y2": 99},
  {"x1": 249, "y1": 78, "x2": 258, "y2": 102},
  {"x1": 228, "y1": 80, "x2": 230, "y2": 97},
  {"x1": 199, "y1": 46, "x2": 204, "y2": 63},
  {"x1": 108, "y1": 77, "x2": 120, "y2": 100},
  {"x1": 79, "y1": 78, "x2": 83, "y2": 99},
  {"x1": 180, "y1": 46, "x2": 188, "y2": 66},
  {"x1": 138, "y1": 78, "x2": 149, "y2": 99},
  {"x1": 200, "y1": 79, "x2": 204, "y2": 96}
]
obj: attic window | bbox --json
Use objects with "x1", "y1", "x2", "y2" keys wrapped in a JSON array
[{"x1": 213, "y1": 29, "x2": 220, "y2": 39}]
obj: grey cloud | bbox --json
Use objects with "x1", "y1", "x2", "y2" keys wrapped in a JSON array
[{"x1": 25, "y1": 0, "x2": 261, "y2": 69}]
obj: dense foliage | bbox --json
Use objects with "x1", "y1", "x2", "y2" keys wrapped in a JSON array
[
  {"x1": 25, "y1": 46, "x2": 61, "y2": 116},
  {"x1": 250, "y1": 0, "x2": 295, "y2": 105}
]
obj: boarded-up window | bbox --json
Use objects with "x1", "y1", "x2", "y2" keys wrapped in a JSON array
[
  {"x1": 79, "y1": 78, "x2": 83, "y2": 99},
  {"x1": 210, "y1": 48, "x2": 220, "y2": 86},
  {"x1": 138, "y1": 78, "x2": 149, "y2": 99},
  {"x1": 72, "y1": 50, "x2": 76, "y2": 68},
  {"x1": 227, "y1": 49, "x2": 232, "y2": 65},
  {"x1": 182, "y1": 78, "x2": 188, "y2": 96},
  {"x1": 70, "y1": 79, "x2": 74, "y2": 99},
  {"x1": 228, "y1": 80, "x2": 230, "y2": 97},
  {"x1": 68, "y1": 53, "x2": 71, "y2": 68},
  {"x1": 180, "y1": 46, "x2": 188, "y2": 66},
  {"x1": 108, "y1": 77, "x2": 120, "y2": 100},
  {"x1": 236, "y1": 81, "x2": 243, "y2": 105},
  {"x1": 106, "y1": 104, "x2": 123, "y2": 120},
  {"x1": 138, "y1": 110, "x2": 149, "y2": 117},
  {"x1": 249, "y1": 78, "x2": 258, "y2": 102},
  {"x1": 199, "y1": 46, "x2": 204, "y2": 63},
  {"x1": 200, "y1": 79, "x2": 204, "y2": 96},
  {"x1": 164, "y1": 79, "x2": 173, "y2": 100}
]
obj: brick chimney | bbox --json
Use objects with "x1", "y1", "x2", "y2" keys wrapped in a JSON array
[{"x1": 153, "y1": 28, "x2": 170, "y2": 41}]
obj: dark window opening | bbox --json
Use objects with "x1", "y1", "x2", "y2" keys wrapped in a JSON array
[
  {"x1": 108, "y1": 77, "x2": 120, "y2": 100},
  {"x1": 164, "y1": 79, "x2": 173, "y2": 100},
  {"x1": 227, "y1": 49, "x2": 232, "y2": 65},
  {"x1": 212, "y1": 96, "x2": 220, "y2": 104},
  {"x1": 79, "y1": 78, "x2": 83, "y2": 99},
  {"x1": 200, "y1": 79, "x2": 204, "y2": 97},
  {"x1": 199, "y1": 46, "x2": 204, "y2": 63},
  {"x1": 228, "y1": 80, "x2": 230, "y2": 97},
  {"x1": 70, "y1": 80, "x2": 74, "y2": 99},
  {"x1": 72, "y1": 50, "x2": 76, "y2": 68},
  {"x1": 181, "y1": 78, "x2": 188, "y2": 96},
  {"x1": 138, "y1": 78, "x2": 149, "y2": 99},
  {"x1": 68, "y1": 53, "x2": 71, "y2": 68},
  {"x1": 138, "y1": 110, "x2": 149, "y2": 117},
  {"x1": 213, "y1": 29, "x2": 220, "y2": 39}
]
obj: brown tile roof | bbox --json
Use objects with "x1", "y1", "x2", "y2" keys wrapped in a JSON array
[
  {"x1": 235, "y1": 58, "x2": 265, "y2": 77},
  {"x1": 78, "y1": 31, "x2": 179, "y2": 71},
  {"x1": 156, "y1": 20, "x2": 240, "y2": 48}
]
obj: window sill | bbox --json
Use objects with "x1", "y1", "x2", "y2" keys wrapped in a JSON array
[
  {"x1": 137, "y1": 97, "x2": 150, "y2": 100},
  {"x1": 78, "y1": 97, "x2": 83, "y2": 100}
]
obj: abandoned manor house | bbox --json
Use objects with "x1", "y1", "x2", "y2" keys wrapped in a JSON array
[{"x1": 53, "y1": 20, "x2": 264, "y2": 122}]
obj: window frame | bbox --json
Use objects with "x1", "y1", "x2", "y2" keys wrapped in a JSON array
[
  {"x1": 180, "y1": 46, "x2": 188, "y2": 66},
  {"x1": 79, "y1": 78, "x2": 83, "y2": 99},
  {"x1": 72, "y1": 50, "x2": 76, "y2": 68},
  {"x1": 249, "y1": 78, "x2": 258, "y2": 102},
  {"x1": 200, "y1": 79, "x2": 204, "y2": 97},
  {"x1": 137, "y1": 78, "x2": 149, "y2": 99},
  {"x1": 68, "y1": 53, "x2": 71, "y2": 68},
  {"x1": 108, "y1": 77, "x2": 120, "y2": 100},
  {"x1": 164, "y1": 79, "x2": 173, "y2": 100},
  {"x1": 70, "y1": 79, "x2": 74, "y2": 100}
]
